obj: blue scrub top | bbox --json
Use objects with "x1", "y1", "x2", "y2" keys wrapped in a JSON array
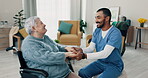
[{"x1": 92, "y1": 26, "x2": 124, "y2": 71}]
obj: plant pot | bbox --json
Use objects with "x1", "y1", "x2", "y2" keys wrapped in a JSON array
[
  {"x1": 81, "y1": 32, "x2": 83, "y2": 38},
  {"x1": 140, "y1": 23, "x2": 144, "y2": 27}
]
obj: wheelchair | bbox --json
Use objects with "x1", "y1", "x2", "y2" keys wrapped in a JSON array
[
  {"x1": 17, "y1": 50, "x2": 48, "y2": 78},
  {"x1": 8, "y1": 47, "x2": 74, "y2": 78}
]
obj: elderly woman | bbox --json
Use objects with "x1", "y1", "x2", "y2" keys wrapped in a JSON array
[{"x1": 21, "y1": 16, "x2": 80, "y2": 78}]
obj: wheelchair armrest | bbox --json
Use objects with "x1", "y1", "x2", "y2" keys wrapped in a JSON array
[
  {"x1": 20, "y1": 68, "x2": 48, "y2": 77},
  {"x1": 65, "y1": 57, "x2": 74, "y2": 72}
]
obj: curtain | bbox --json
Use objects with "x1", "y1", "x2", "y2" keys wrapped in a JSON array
[{"x1": 23, "y1": 0, "x2": 37, "y2": 18}]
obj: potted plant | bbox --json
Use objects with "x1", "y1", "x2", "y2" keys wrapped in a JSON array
[
  {"x1": 80, "y1": 20, "x2": 87, "y2": 33},
  {"x1": 80, "y1": 20, "x2": 87, "y2": 38},
  {"x1": 13, "y1": 10, "x2": 26, "y2": 29},
  {"x1": 138, "y1": 18, "x2": 147, "y2": 27},
  {"x1": 13, "y1": 10, "x2": 26, "y2": 40}
]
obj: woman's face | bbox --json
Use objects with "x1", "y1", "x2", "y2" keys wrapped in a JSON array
[{"x1": 34, "y1": 19, "x2": 47, "y2": 35}]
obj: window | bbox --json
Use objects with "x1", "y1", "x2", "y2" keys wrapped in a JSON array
[{"x1": 36, "y1": 0, "x2": 70, "y2": 39}]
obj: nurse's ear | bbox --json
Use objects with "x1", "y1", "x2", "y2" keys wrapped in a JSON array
[{"x1": 105, "y1": 16, "x2": 110, "y2": 22}]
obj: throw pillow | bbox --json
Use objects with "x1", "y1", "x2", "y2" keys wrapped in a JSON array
[{"x1": 58, "y1": 21, "x2": 73, "y2": 34}]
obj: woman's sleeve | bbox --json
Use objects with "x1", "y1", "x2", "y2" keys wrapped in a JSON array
[
  {"x1": 46, "y1": 35, "x2": 67, "y2": 52},
  {"x1": 55, "y1": 43, "x2": 67, "y2": 52},
  {"x1": 22, "y1": 42, "x2": 66, "y2": 65}
]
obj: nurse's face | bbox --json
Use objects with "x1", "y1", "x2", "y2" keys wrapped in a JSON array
[{"x1": 95, "y1": 11, "x2": 106, "y2": 28}]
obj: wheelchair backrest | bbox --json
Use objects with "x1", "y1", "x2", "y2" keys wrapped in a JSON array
[{"x1": 17, "y1": 51, "x2": 28, "y2": 69}]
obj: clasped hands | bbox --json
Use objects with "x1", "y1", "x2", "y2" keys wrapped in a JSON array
[{"x1": 65, "y1": 47, "x2": 86, "y2": 60}]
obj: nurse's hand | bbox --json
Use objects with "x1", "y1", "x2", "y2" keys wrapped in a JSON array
[{"x1": 71, "y1": 47, "x2": 83, "y2": 60}]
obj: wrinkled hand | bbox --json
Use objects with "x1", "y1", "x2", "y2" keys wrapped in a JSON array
[
  {"x1": 72, "y1": 47, "x2": 83, "y2": 53},
  {"x1": 72, "y1": 47, "x2": 83, "y2": 60},
  {"x1": 73, "y1": 47, "x2": 87, "y2": 60},
  {"x1": 65, "y1": 47, "x2": 77, "y2": 52},
  {"x1": 65, "y1": 47, "x2": 78, "y2": 60},
  {"x1": 64, "y1": 52, "x2": 80, "y2": 58},
  {"x1": 65, "y1": 47, "x2": 85, "y2": 60}
]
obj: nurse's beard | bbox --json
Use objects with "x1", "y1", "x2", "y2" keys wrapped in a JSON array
[{"x1": 97, "y1": 21, "x2": 105, "y2": 28}]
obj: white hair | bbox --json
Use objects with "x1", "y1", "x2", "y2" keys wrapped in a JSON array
[{"x1": 24, "y1": 16, "x2": 40, "y2": 35}]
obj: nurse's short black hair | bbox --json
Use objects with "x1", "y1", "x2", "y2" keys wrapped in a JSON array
[{"x1": 97, "y1": 8, "x2": 112, "y2": 22}]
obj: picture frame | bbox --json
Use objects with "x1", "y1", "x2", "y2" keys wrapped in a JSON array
[{"x1": 109, "y1": 6, "x2": 120, "y2": 22}]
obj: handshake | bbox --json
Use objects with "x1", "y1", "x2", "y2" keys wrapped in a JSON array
[{"x1": 65, "y1": 47, "x2": 87, "y2": 60}]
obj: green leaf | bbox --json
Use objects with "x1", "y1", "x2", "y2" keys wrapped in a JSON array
[
  {"x1": 13, "y1": 17, "x2": 17, "y2": 19},
  {"x1": 80, "y1": 20, "x2": 87, "y2": 33},
  {"x1": 54, "y1": 40, "x2": 59, "y2": 43},
  {"x1": 15, "y1": 15, "x2": 18, "y2": 16},
  {"x1": 20, "y1": 10, "x2": 23, "y2": 12},
  {"x1": 13, "y1": 10, "x2": 25, "y2": 28}
]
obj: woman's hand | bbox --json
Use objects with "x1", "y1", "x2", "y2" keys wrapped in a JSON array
[
  {"x1": 65, "y1": 47, "x2": 76, "y2": 52},
  {"x1": 73, "y1": 47, "x2": 83, "y2": 53},
  {"x1": 65, "y1": 47, "x2": 84, "y2": 60},
  {"x1": 65, "y1": 52, "x2": 77, "y2": 58},
  {"x1": 64, "y1": 52, "x2": 81, "y2": 58}
]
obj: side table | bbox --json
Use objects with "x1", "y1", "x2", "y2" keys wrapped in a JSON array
[
  {"x1": 0, "y1": 27, "x2": 11, "y2": 50},
  {"x1": 135, "y1": 27, "x2": 148, "y2": 49}
]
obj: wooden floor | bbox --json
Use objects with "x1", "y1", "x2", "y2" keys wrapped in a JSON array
[{"x1": 0, "y1": 46, "x2": 148, "y2": 78}]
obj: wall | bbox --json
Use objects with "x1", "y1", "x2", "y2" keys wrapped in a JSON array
[
  {"x1": 0, "y1": 0, "x2": 22, "y2": 26},
  {"x1": 85, "y1": 0, "x2": 148, "y2": 47}
]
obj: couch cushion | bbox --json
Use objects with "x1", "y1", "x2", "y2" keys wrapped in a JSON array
[
  {"x1": 60, "y1": 34, "x2": 79, "y2": 43},
  {"x1": 58, "y1": 21, "x2": 73, "y2": 34}
]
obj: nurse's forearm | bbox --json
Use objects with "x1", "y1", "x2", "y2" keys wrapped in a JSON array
[
  {"x1": 82, "y1": 42, "x2": 95, "y2": 53},
  {"x1": 86, "y1": 45, "x2": 114, "y2": 59}
]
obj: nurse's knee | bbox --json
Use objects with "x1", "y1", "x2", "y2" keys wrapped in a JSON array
[{"x1": 78, "y1": 69, "x2": 88, "y2": 78}]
